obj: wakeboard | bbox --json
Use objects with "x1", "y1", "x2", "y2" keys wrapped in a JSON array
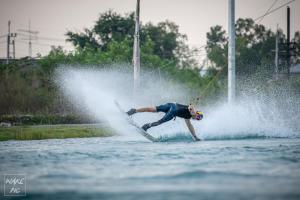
[{"x1": 114, "y1": 101, "x2": 159, "y2": 142}]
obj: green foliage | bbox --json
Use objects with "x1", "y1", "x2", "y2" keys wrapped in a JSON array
[
  {"x1": 66, "y1": 10, "x2": 195, "y2": 67},
  {"x1": 0, "y1": 125, "x2": 112, "y2": 141},
  {"x1": 292, "y1": 31, "x2": 300, "y2": 63},
  {"x1": 206, "y1": 25, "x2": 227, "y2": 71},
  {"x1": 93, "y1": 10, "x2": 135, "y2": 50},
  {"x1": 205, "y1": 18, "x2": 299, "y2": 76},
  {"x1": 38, "y1": 46, "x2": 69, "y2": 74},
  {"x1": 0, "y1": 63, "x2": 53, "y2": 114},
  {"x1": 0, "y1": 114, "x2": 98, "y2": 125}
]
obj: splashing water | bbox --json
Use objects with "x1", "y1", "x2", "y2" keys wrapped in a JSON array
[{"x1": 55, "y1": 65, "x2": 299, "y2": 141}]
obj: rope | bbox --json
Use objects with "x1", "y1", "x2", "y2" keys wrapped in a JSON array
[{"x1": 189, "y1": 68, "x2": 223, "y2": 105}]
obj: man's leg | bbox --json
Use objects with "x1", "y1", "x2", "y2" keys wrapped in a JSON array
[
  {"x1": 127, "y1": 103, "x2": 172, "y2": 116},
  {"x1": 136, "y1": 107, "x2": 157, "y2": 112},
  {"x1": 127, "y1": 107, "x2": 156, "y2": 115},
  {"x1": 142, "y1": 107, "x2": 175, "y2": 131}
]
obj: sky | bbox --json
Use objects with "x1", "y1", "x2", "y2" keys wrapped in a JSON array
[{"x1": 0, "y1": 0, "x2": 299, "y2": 61}]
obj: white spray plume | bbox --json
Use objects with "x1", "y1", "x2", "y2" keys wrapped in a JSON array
[{"x1": 55, "y1": 65, "x2": 299, "y2": 141}]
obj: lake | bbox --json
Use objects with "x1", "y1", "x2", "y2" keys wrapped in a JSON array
[{"x1": 1, "y1": 135, "x2": 300, "y2": 200}]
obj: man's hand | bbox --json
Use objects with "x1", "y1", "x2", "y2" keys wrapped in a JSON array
[{"x1": 185, "y1": 119, "x2": 201, "y2": 142}]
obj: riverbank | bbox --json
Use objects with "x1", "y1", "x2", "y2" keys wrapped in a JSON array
[{"x1": 0, "y1": 124, "x2": 113, "y2": 141}]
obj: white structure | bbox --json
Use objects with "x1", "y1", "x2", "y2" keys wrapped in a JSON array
[
  {"x1": 228, "y1": 0, "x2": 236, "y2": 103},
  {"x1": 133, "y1": 0, "x2": 141, "y2": 93}
]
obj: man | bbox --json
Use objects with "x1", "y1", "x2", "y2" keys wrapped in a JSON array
[{"x1": 127, "y1": 103, "x2": 203, "y2": 141}]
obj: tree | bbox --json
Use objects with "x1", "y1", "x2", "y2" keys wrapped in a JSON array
[
  {"x1": 143, "y1": 21, "x2": 183, "y2": 61},
  {"x1": 66, "y1": 10, "x2": 195, "y2": 67},
  {"x1": 292, "y1": 31, "x2": 300, "y2": 64},
  {"x1": 93, "y1": 10, "x2": 135, "y2": 50},
  {"x1": 66, "y1": 28, "x2": 100, "y2": 50},
  {"x1": 206, "y1": 18, "x2": 279, "y2": 76},
  {"x1": 206, "y1": 25, "x2": 227, "y2": 70}
]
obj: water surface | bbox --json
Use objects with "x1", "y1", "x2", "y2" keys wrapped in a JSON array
[{"x1": 1, "y1": 136, "x2": 300, "y2": 200}]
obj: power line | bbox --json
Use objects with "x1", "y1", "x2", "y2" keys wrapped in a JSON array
[
  {"x1": 16, "y1": 32, "x2": 67, "y2": 42},
  {"x1": 16, "y1": 39, "x2": 73, "y2": 48},
  {"x1": 33, "y1": 42, "x2": 73, "y2": 48},
  {"x1": 16, "y1": 32, "x2": 38, "y2": 40},
  {"x1": 12, "y1": 21, "x2": 67, "y2": 33},
  {"x1": 38, "y1": 36, "x2": 66, "y2": 42},
  {"x1": 255, "y1": 0, "x2": 296, "y2": 22},
  {"x1": 257, "y1": 0, "x2": 279, "y2": 23},
  {"x1": 32, "y1": 42, "x2": 61, "y2": 47}
]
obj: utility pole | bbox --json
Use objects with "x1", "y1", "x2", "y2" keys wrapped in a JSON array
[
  {"x1": 275, "y1": 24, "x2": 279, "y2": 80},
  {"x1": 133, "y1": 0, "x2": 141, "y2": 95},
  {"x1": 5, "y1": 21, "x2": 18, "y2": 62},
  {"x1": 18, "y1": 20, "x2": 38, "y2": 58},
  {"x1": 286, "y1": 6, "x2": 290, "y2": 77},
  {"x1": 12, "y1": 40, "x2": 15, "y2": 59},
  {"x1": 11, "y1": 33, "x2": 17, "y2": 59},
  {"x1": 28, "y1": 20, "x2": 33, "y2": 58},
  {"x1": 228, "y1": 0, "x2": 236, "y2": 104},
  {"x1": 6, "y1": 20, "x2": 11, "y2": 64}
]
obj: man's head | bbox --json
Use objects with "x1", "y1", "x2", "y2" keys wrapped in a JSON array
[
  {"x1": 189, "y1": 104, "x2": 204, "y2": 121},
  {"x1": 194, "y1": 111, "x2": 204, "y2": 120}
]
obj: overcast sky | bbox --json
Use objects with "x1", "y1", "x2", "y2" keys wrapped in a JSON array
[{"x1": 0, "y1": 0, "x2": 299, "y2": 60}]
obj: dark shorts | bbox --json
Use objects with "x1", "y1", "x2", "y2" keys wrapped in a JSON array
[
  {"x1": 156, "y1": 103, "x2": 176, "y2": 113},
  {"x1": 155, "y1": 103, "x2": 177, "y2": 124}
]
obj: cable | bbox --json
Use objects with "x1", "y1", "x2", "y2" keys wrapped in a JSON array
[
  {"x1": 38, "y1": 36, "x2": 66, "y2": 42},
  {"x1": 16, "y1": 32, "x2": 67, "y2": 42},
  {"x1": 16, "y1": 33, "x2": 37, "y2": 38},
  {"x1": 15, "y1": 40, "x2": 72, "y2": 48},
  {"x1": 190, "y1": 69, "x2": 223, "y2": 105},
  {"x1": 14, "y1": 22, "x2": 67, "y2": 33},
  {"x1": 255, "y1": 0, "x2": 296, "y2": 22},
  {"x1": 32, "y1": 42, "x2": 58, "y2": 47},
  {"x1": 257, "y1": 0, "x2": 279, "y2": 23},
  {"x1": 32, "y1": 42, "x2": 73, "y2": 48}
]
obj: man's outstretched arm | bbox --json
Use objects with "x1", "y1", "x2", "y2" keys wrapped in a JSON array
[{"x1": 185, "y1": 119, "x2": 201, "y2": 141}]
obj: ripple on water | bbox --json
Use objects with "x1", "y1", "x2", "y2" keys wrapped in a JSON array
[{"x1": 1, "y1": 138, "x2": 300, "y2": 200}]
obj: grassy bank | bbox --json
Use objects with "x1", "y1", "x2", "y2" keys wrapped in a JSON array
[
  {"x1": 0, "y1": 124, "x2": 113, "y2": 141},
  {"x1": 0, "y1": 114, "x2": 100, "y2": 126}
]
